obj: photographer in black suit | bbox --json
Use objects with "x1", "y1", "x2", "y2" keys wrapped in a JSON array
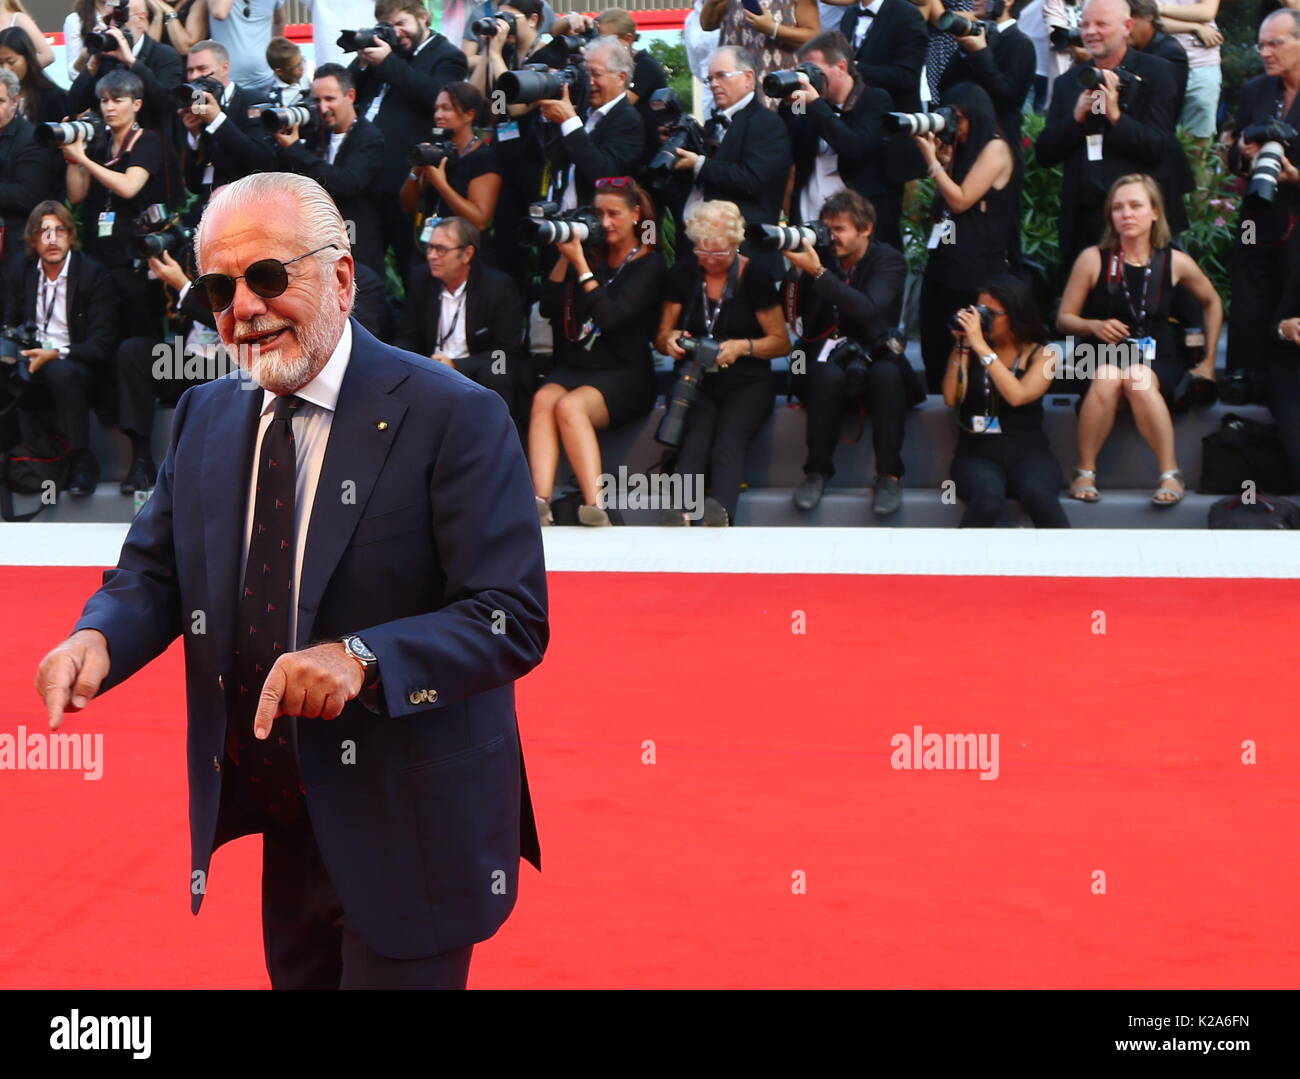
[
  {"x1": 270, "y1": 64, "x2": 385, "y2": 275},
  {"x1": 178, "y1": 41, "x2": 276, "y2": 215},
  {"x1": 936, "y1": 0, "x2": 1037, "y2": 144},
  {"x1": 3, "y1": 202, "x2": 116, "y2": 497},
  {"x1": 396, "y1": 217, "x2": 528, "y2": 433},
  {"x1": 350, "y1": 0, "x2": 468, "y2": 277},
  {"x1": 0, "y1": 71, "x2": 59, "y2": 285},
  {"x1": 784, "y1": 188, "x2": 919, "y2": 516},
  {"x1": 537, "y1": 36, "x2": 646, "y2": 210},
  {"x1": 781, "y1": 31, "x2": 901, "y2": 247},
  {"x1": 839, "y1": 0, "x2": 928, "y2": 111},
  {"x1": 1035, "y1": 0, "x2": 1185, "y2": 270}
]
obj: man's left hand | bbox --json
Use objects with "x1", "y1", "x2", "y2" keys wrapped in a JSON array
[
  {"x1": 253, "y1": 642, "x2": 364, "y2": 738},
  {"x1": 784, "y1": 239, "x2": 822, "y2": 276},
  {"x1": 20, "y1": 348, "x2": 59, "y2": 373},
  {"x1": 273, "y1": 122, "x2": 300, "y2": 147},
  {"x1": 674, "y1": 148, "x2": 700, "y2": 171},
  {"x1": 359, "y1": 39, "x2": 393, "y2": 66},
  {"x1": 957, "y1": 27, "x2": 988, "y2": 53},
  {"x1": 104, "y1": 26, "x2": 133, "y2": 65}
]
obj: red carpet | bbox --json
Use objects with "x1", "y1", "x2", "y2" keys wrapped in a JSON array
[{"x1": 1, "y1": 567, "x2": 1296, "y2": 988}]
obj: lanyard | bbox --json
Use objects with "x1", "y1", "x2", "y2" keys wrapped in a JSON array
[
  {"x1": 1109, "y1": 249, "x2": 1153, "y2": 335},
  {"x1": 436, "y1": 287, "x2": 467, "y2": 351},
  {"x1": 39, "y1": 272, "x2": 62, "y2": 337},
  {"x1": 696, "y1": 255, "x2": 741, "y2": 338}
]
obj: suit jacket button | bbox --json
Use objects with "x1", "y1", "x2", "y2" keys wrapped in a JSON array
[
  {"x1": 212, "y1": 756, "x2": 221, "y2": 772},
  {"x1": 218, "y1": 674, "x2": 224, "y2": 690},
  {"x1": 427, "y1": 689, "x2": 437, "y2": 703},
  {"x1": 409, "y1": 690, "x2": 424, "y2": 705}
]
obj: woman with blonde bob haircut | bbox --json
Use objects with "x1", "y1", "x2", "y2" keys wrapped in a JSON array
[{"x1": 1057, "y1": 173, "x2": 1222, "y2": 506}]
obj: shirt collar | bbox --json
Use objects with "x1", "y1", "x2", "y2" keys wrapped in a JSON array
[
  {"x1": 859, "y1": 0, "x2": 884, "y2": 14},
  {"x1": 222, "y1": 80, "x2": 236, "y2": 106},
  {"x1": 441, "y1": 277, "x2": 468, "y2": 299},
  {"x1": 259, "y1": 319, "x2": 352, "y2": 416},
  {"x1": 997, "y1": 17, "x2": 1016, "y2": 29},
  {"x1": 723, "y1": 91, "x2": 754, "y2": 121},
  {"x1": 595, "y1": 91, "x2": 626, "y2": 118},
  {"x1": 42, "y1": 255, "x2": 71, "y2": 286},
  {"x1": 132, "y1": 30, "x2": 147, "y2": 58}
]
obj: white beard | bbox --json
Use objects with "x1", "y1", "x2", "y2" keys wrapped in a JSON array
[{"x1": 234, "y1": 306, "x2": 345, "y2": 394}]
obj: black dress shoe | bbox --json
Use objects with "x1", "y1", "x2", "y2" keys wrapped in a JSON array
[
  {"x1": 120, "y1": 456, "x2": 156, "y2": 495},
  {"x1": 873, "y1": 474, "x2": 902, "y2": 516},
  {"x1": 65, "y1": 450, "x2": 100, "y2": 497},
  {"x1": 793, "y1": 473, "x2": 825, "y2": 511},
  {"x1": 701, "y1": 496, "x2": 730, "y2": 527}
]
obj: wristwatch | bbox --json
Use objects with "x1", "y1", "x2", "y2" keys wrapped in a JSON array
[
  {"x1": 340, "y1": 634, "x2": 380, "y2": 688},
  {"x1": 57, "y1": 347, "x2": 69, "y2": 360},
  {"x1": 577, "y1": 271, "x2": 596, "y2": 285},
  {"x1": 979, "y1": 352, "x2": 997, "y2": 368}
]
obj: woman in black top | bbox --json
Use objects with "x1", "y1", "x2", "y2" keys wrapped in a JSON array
[
  {"x1": 533, "y1": 176, "x2": 667, "y2": 527},
  {"x1": 400, "y1": 82, "x2": 502, "y2": 248},
  {"x1": 1057, "y1": 173, "x2": 1222, "y2": 505},
  {"x1": 0, "y1": 26, "x2": 68, "y2": 123},
  {"x1": 654, "y1": 200, "x2": 790, "y2": 527},
  {"x1": 147, "y1": 0, "x2": 209, "y2": 57},
  {"x1": 916, "y1": 81, "x2": 1019, "y2": 394},
  {"x1": 944, "y1": 275, "x2": 1069, "y2": 528}
]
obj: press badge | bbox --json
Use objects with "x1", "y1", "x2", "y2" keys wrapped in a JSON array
[
  {"x1": 1086, "y1": 134, "x2": 1103, "y2": 161},
  {"x1": 971, "y1": 415, "x2": 1002, "y2": 434},
  {"x1": 97, "y1": 211, "x2": 115, "y2": 238},
  {"x1": 1137, "y1": 335, "x2": 1155, "y2": 363},
  {"x1": 419, "y1": 217, "x2": 440, "y2": 244},
  {"x1": 927, "y1": 219, "x2": 953, "y2": 249},
  {"x1": 580, "y1": 320, "x2": 601, "y2": 350},
  {"x1": 496, "y1": 121, "x2": 520, "y2": 141},
  {"x1": 202, "y1": 164, "x2": 215, "y2": 186}
]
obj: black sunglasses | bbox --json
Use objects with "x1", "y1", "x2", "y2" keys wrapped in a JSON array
[{"x1": 192, "y1": 244, "x2": 339, "y2": 312}]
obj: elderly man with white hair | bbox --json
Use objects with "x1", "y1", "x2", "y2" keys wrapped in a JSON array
[
  {"x1": 36, "y1": 172, "x2": 548, "y2": 990},
  {"x1": 535, "y1": 34, "x2": 647, "y2": 209},
  {"x1": 1035, "y1": 0, "x2": 1186, "y2": 269}
]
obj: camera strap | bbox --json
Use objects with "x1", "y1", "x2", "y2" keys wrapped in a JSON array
[
  {"x1": 563, "y1": 245, "x2": 642, "y2": 343},
  {"x1": 783, "y1": 266, "x2": 842, "y2": 343},
  {"x1": 694, "y1": 255, "x2": 741, "y2": 339}
]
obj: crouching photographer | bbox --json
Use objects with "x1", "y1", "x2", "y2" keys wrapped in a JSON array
[
  {"x1": 654, "y1": 200, "x2": 789, "y2": 527},
  {"x1": 780, "y1": 189, "x2": 921, "y2": 517},
  {"x1": 943, "y1": 276, "x2": 1069, "y2": 528}
]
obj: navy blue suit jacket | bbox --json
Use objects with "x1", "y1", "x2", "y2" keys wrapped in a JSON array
[{"x1": 73, "y1": 320, "x2": 548, "y2": 959}]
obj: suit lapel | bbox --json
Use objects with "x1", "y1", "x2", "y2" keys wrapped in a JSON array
[
  {"x1": 464, "y1": 263, "x2": 484, "y2": 348},
  {"x1": 65, "y1": 253, "x2": 81, "y2": 336}
]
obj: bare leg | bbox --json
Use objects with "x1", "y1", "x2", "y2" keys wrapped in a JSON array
[
  {"x1": 529, "y1": 383, "x2": 569, "y2": 500},
  {"x1": 554, "y1": 386, "x2": 611, "y2": 506},
  {"x1": 1124, "y1": 366, "x2": 1183, "y2": 500},
  {"x1": 1073, "y1": 366, "x2": 1124, "y2": 494}
]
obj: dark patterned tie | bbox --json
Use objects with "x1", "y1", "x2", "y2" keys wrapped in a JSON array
[{"x1": 226, "y1": 393, "x2": 304, "y2": 823}]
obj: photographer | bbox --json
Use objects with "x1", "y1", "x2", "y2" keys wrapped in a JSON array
[
  {"x1": 67, "y1": 0, "x2": 184, "y2": 145},
  {"x1": 537, "y1": 36, "x2": 646, "y2": 211},
  {"x1": 396, "y1": 217, "x2": 527, "y2": 433},
  {"x1": 271, "y1": 63, "x2": 385, "y2": 274},
  {"x1": 1128, "y1": 0, "x2": 1187, "y2": 122},
  {"x1": 0, "y1": 69, "x2": 59, "y2": 284},
  {"x1": 177, "y1": 40, "x2": 276, "y2": 211},
  {"x1": 654, "y1": 199, "x2": 790, "y2": 527},
  {"x1": 463, "y1": 0, "x2": 557, "y2": 74},
  {"x1": 835, "y1": 0, "x2": 928, "y2": 113},
  {"x1": 1056, "y1": 174, "x2": 1221, "y2": 505},
  {"x1": 587, "y1": 9, "x2": 668, "y2": 164},
  {"x1": 784, "y1": 189, "x2": 918, "y2": 515},
  {"x1": 63, "y1": 69, "x2": 170, "y2": 328},
  {"x1": 350, "y1": 0, "x2": 467, "y2": 277},
  {"x1": 1269, "y1": 266, "x2": 1300, "y2": 489},
  {"x1": 399, "y1": 81, "x2": 501, "y2": 241},
  {"x1": 2, "y1": 201, "x2": 116, "y2": 497},
  {"x1": 0, "y1": 26, "x2": 69, "y2": 124},
  {"x1": 943, "y1": 275, "x2": 1069, "y2": 527},
  {"x1": 533, "y1": 176, "x2": 666, "y2": 527},
  {"x1": 1224, "y1": 9, "x2": 1300, "y2": 384},
  {"x1": 780, "y1": 31, "x2": 903, "y2": 247},
  {"x1": 1034, "y1": 0, "x2": 1184, "y2": 270},
  {"x1": 915, "y1": 82, "x2": 1019, "y2": 394},
  {"x1": 934, "y1": 0, "x2": 1037, "y2": 145}
]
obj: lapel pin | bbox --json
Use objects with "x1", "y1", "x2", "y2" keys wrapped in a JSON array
[{"x1": 377, "y1": 421, "x2": 388, "y2": 431}]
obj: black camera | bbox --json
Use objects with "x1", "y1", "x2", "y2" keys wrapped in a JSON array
[
  {"x1": 762, "y1": 62, "x2": 827, "y2": 100},
  {"x1": 745, "y1": 221, "x2": 834, "y2": 254},
  {"x1": 337, "y1": 24, "x2": 401, "y2": 53},
  {"x1": 472, "y1": 12, "x2": 517, "y2": 37},
  {"x1": 1219, "y1": 369, "x2": 1253, "y2": 407},
  {"x1": 828, "y1": 338, "x2": 871, "y2": 396},
  {"x1": 34, "y1": 112, "x2": 106, "y2": 149},
  {"x1": 1049, "y1": 26, "x2": 1084, "y2": 51},
  {"x1": 84, "y1": 4, "x2": 131, "y2": 54},
  {"x1": 1, "y1": 321, "x2": 41, "y2": 355},
  {"x1": 518, "y1": 201, "x2": 602, "y2": 246},
  {"x1": 172, "y1": 76, "x2": 224, "y2": 110},
  {"x1": 949, "y1": 304, "x2": 995, "y2": 335},
  {"x1": 645, "y1": 89, "x2": 704, "y2": 185},
  {"x1": 657, "y1": 336, "x2": 721, "y2": 447},
  {"x1": 1078, "y1": 65, "x2": 1139, "y2": 97},
  {"x1": 258, "y1": 101, "x2": 321, "y2": 136},
  {"x1": 131, "y1": 205, "x2": 193, "y2": 261},
  {"x1": 1241, "y1": 121, "x2": 1298, "y2": 202},
  {"x1": 883, "y1": 106, "x2": 957, "y2": 142},
  {"x1": 408, "y1": 127, "x2": 457, "y2": 167},
  {"x1": 498, "y1": 62, "x2": 584, "y2": 105},
  {"x1": 936, "y1": 12, "x2": 987, "y2": 38}
]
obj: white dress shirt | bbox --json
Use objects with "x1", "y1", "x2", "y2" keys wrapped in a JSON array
[
  {"x1": 241, "y1": 320, "x2": 352, "y2": 648},
  {"x1": 37, "y1": 257, "x2": 71, "y2": 352},
  {"x1": 853, "y1": 0, "x2": 885, "y2": 50},
  {"x1": 557, "y1": 92, "x2": 627, "y2": 210},
  {"x1": 436, "y1": 278, "x2": 469, "y2": 358}
]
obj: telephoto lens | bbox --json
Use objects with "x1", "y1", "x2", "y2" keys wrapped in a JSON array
[
  {"x1": 881, "y1": 107, "x2": 954, "y2": 137},
  {"x1": 498, "y1": 65, "x2": 574, "y2": 105},
  {"x1": 936, "y1": 12, "x2": 981, "y2": 37},
  {"x1": 259, "y1": 103, "x2": 320, "y2": 134},
  {"x1": 1049, "y1": 26, "x2": 1083, "y2": 50},
  {"x1": 657, "y1": 337, "x2": 720, "y2": 446},
  {"x1": 34, "y1": 118, "x2": 101, "y2": 148},
  {"x1": 744, "y1": 221, "x2": 833, "y2": 253}
]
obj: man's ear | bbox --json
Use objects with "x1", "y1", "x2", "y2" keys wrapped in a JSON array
[{"x1": 335, "y1": 253, "x2": 355, "y2": 311}]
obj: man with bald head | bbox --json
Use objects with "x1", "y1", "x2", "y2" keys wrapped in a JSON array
[
  {"x1": 34, "y1": 173, "x2": 547, "y2": 990},
  {"x1": 1036, "y1": 0, "x2": 1186, "y2": 269}
]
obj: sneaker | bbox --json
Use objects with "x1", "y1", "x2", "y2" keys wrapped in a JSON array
[
  {"x1": 793, "y1": 473, "x2": 825, "y2": 511},
  {"x1": 872, "y1": 474, "x2": 901, "y2": 517},
  {"x1": 120, "y1": 456, "x2": 156, "y2": 495},
  {"x1": 577, "y1": 503, "x2": 611, "y2": 526},
  {"x1": 66, "y1": 450, "x2": 100, "y2": 497}
]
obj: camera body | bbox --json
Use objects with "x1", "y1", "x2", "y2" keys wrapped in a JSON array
[
  {"x1": 763, "y1": 62, "x2": 828, "y2": 100},
  {"x1": 408, "y1": 127, "x2": 458, "y2": 167},
  {"x1": 949, "y1": 304, "x2": 995, "y2": 335},
  {"x1": 1049, "y1": 26, "x2": 1084, "y2": 51},
  {"x1": 1241, "y1": 121, "x2": 1298, "y2": 202},
  {"x1": 498, "y1": 61, "x2": 584, "y2": 106},
  {"x1": 258, "y1": 101, "x2": 322, "y2": 136},
  {"x1": 337, "y1": 24, "x2": 402, "y2": 53},
  {"x1": 518, "y1": 201, "x2": 603, "y2": 246},
  {"x1": 1078, "y1": 65, "x2": 1139, "y2": 98},
  {"x1": 85, "y1": 4, "x2": 132, "y2": 54},
  {"x1": 131, "y1": 205, "x2": 194, "y2": 261},
  {"x1": 34, "y1": 112, "x2": 106, "y2": 149},
  {"x1": 746, "y1": 220, "x2": 834, "y2": 255},
  {"x1": 645, "y1": 89, "x2": 705, "y2": 186},
  {"x1": 827, "y1": 338, "x2": 871, "y2": 395},
  {"x1": 936, "y1": 12, "x2": 987, "y2": 39},
  {"x1": 883, "y1": 106, "x2": 958, "y2": 143},
  {"x1": 657, "y1": 336, "x2": 722, "y2": 446},
  {"x1": 473, "y1": 12, "x2": 517, "y2": 37}
]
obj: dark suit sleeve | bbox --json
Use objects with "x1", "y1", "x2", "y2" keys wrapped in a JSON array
[
  {"x1": 363, "y1": 382, "x2": 548, "y2": 718},
  {"x1": 810, "y1": 94, "x2": 884, "y2": 166},
  {"x1": 856, "y1": 9, "x2": 927, "y2": 105},
  {"x1": 374, "y1": 43, "x2": 468, "y2": 112},
  {"x1": 394, "y1": 276, "x2": 429, "y2": 354},
  {"x1": 1, "y1": 262, "x2": 23, "y2": 327},
  {"x1": 561, "y1": 105, "x2": 645, "y2": 187},
  {"x1": 210, "y1": 107, "x2": 277, "y2": 173},
  {"x1": 66, "y1": 67, "x2": 96, "y2": 117},
  {"x1": 0, "y1": 136, "x2": 47, "y2": 222},
  {"x1": 1034, "y1": 72, "x2": 1084, "y2": 167},
  {"x1": 465, "y1": 277, "x2": 524, "y2": 375},
  {"x1": 66, "y1": 262, "x2": 117, "y2": 368},
  {"x1": 134, "y1": 44, "x2": 184, "y2": 124},
  {"x1": 1104, "y1": 60, "x2": 1174, "y2": 166},
  {"x1": 809, "y1": 247, "x2": 905, "y2": 329},
  {"x1": 962, "y1": 34, "x2": 1036, "y2": 119},
  {"x1": 275, "y1": 127, "x2": 383, "y2": 203},
  {"x1": 698, "y1": 112, "x2": 792, "y2": 203}
]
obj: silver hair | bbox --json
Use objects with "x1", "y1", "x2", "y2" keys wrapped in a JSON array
[
  {"x1": 1264, "y1": 8, "x2": 1300, "y2": 38},
  {"x1": 195, "y1": 173, "x2": 354, "y2": 305},
  {"x1": 0, "y1": 69, "x2": 18, "y2": 99},
  {"x1": 189, "y1": 39, "x2": 230, "y2": 66},
  {"x1": 585, "y1": 35, "x2": 633, "y2": 79},
  {"x1": 716, "y1": 46, "x2": 757, "y2": 74}
]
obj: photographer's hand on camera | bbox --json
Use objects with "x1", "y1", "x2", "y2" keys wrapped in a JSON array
[
  {"x1": 189, "y1": 90, "x2": 221, "y2": 124},
  {"x1": 537, "y1": 84, "x2": 579, "y2": 125},
  {"x1": 272, "y1": 121, "x2": 301, "y2": 148},
  {"x1": 359, "y1": 39, "x2": 394, "y2": 68},
  {"x1": 673, "y1": 148, "x2": 701, "y2": 172},
  {"x1": 955, "y1": 25, "x2": 988, "y2": 53},
  {"x1": 19, "y1": 347, "x2": 60, "y2": 374},
  {"x1": 554, "y1": 233, "x2": 593, "y2": 282},
  {"x1": 148, "y1": 250, "x2": 189, "y2": 292},
  {"x1": 661, "y1": 329, "x2": 688, "y2": 360},
  {"x1": 60, "y1": 131, "x2": 91, "y2": 167},
  {"x1": 952, "y1": 305, "x2": 991, "y2": 355},
  {"x1": 783, "y1": 238, "x2": 822, "y2": 277},
  {"x1": 1279, "y1": 318, "x2": 1300, "y2": 346},
  {"x1": 714, "y1": 338, "x2": 751, "y2": 368},
  {"x1": 103, "y1": 26, "x2": 134, "y2": 67}
]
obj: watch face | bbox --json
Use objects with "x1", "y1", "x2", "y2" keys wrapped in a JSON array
[{"x1": 347, "y1": 636, "x2": 376, "y2": 662}]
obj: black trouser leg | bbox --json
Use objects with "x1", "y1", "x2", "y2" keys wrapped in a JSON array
[
  {"x1": 1228, "y1": 243, "x2": 1286, "y2": 376},
  {"x1": 381, "y1": 196, "x2": 414, "y2": 286},
  {"x1": 35, "y1": 357, "x2": 93, "y2": 451},
  {"x1": 920, "y1": 275, "x2": 972, "y2": 395},
  {"x1": 871, "y1": 188, "x2": 904, "y2": 252},
  {"x1": 951, "y1": 450, "x2": 1007, "y2": 527},
  {"x1": 864, "y1": 359, "x2": 908, "y2": 477},
  {"x1": 1265, "y1": 356, "x2": 1300, "y2": 488},
  {"x1": 705, "y1": 375, "x2": 774, "y2": 522},
  {"x1": 801, "y1": 358, "x2": 846, "y2": 480},
  {"x1": 1006, "y1": 443, "x2": 1070, "y2": 528},
  {"x1": 671, "y1": 379, "x2": 720, "y2": 495}
]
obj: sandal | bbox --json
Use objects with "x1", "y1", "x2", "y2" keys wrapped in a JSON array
[
  {"x1": 1152, "y1": 469, "x2": 1185, "y2": 506},
  {"x1": 1069, "y1": 468, "x2": 1100, "y2": 502},
  {"x1": 535, "y1": 496, "x2": 554, "y2": 527}
]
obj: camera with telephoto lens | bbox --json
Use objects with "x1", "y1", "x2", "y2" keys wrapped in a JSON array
[
  {"x1": 1078, "y1": 65, "x2": 1139, "y2": 98},
  {"x1": 1049, "y1": 26, "x2": 1083, "y2": 50},
  {"x1": 949, "y1": 303, "x2": 994, "y2": 335},
  {"x1": 518, "y1": 201, "x2": 602, "y2": 246},
  {"x1": 936, "y1": 12, "x2": 987, "y2": 38},
  {"x1": 84, "y1": 4, "x2": 132, "y2": 54},
  {"x1": 336, "y1": 23, "x2": 401, "y2": 53},
  {"x1": 498, "y1": 61, "x2": 585, "y2": 105},
  {"x1": 645, "y1": 89, "x2": 704, "y2": 186},
  {"x1": 745, "y1": 220, "x2": 834, "y2": 254},
  {"x1": 258, "y1": 101, "x2": 321, "y2": 136},
  {"x1": 172, "y1": 75, "x2": 224, "y2": 110},
  {"x1": 473, "y1": 12, "x2": 517, "y2": 37},
  {"x1": 1241, "y1": 121, "x2": 1298, "y2": 203},
  {"x1": 130, "y1": 205, "x2": 194, "y2": 261},
  {"x1": 408, "y1": 128, "x2": 457, "y2": 167},
  {"x1": 882, "y1": 106, "x2": 957, "y2": 142},
  {"x1": 762, "y1": 62, "x2": 827, "y2": 100},
  {"x1": 657, "y1": 336, "x2": 721, "y2": 446},
  {"x1": 34, "y1": 111, "x2": 106, "y2": 149}
]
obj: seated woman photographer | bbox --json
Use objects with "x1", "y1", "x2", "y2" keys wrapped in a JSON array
[
  {"x1": 944, "y1": 274, "x2": 1070, "y2": 528},
  {"x1": 654, "y1": 199, "x2": 790, "y2": 527},
  {"x1": 399, "y1": 81, "x2": 502, "y2": 262},
  {"x1": 915, "y1": 80, "x2": 1019, "y2": 395},
  {"x1": 0, "y1": 26, "x2": 67, "y2": 123},
  {"x1": 1057, "y1": 173, "x2": 1222, "y2": 505},
  {"x1": 63, "y1": 69, "x2": 169, "y2": 323},
  {"x1": 532, "y1": 175, "x2": 666, "y2": 527}
]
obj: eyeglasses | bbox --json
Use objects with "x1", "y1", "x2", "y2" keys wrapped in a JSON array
[
  {"x1": 595, "y1": 176, "x2": 633, "y2": 189},
  {"x1": 1256, "y1": 36, "x2": 1297, "y2": 52},
  {"x1": 695, "y1": 246, "x2": 736, "y2": 259},
  {"x1": 705, "y1": 71, "x2": 746, "y2": 86},
  {"x1": 192, "y1": 244, "x2": 339, "y2": 312},
  {"x1": 427, "y1": 243, "x2": 466, "y2": 256}
]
